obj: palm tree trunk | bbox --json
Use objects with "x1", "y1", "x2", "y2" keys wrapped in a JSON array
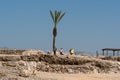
[
  {"x1": 53, "y1": 26, "x2": 57, "y2": 55},
  {"x1": 53, "y1": 36, "x2": 56, "y2": 55}
]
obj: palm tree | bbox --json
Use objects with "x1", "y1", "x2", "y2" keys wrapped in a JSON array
[{"x1": 50, "y1": 10, "x2": 65, "y2": 55}]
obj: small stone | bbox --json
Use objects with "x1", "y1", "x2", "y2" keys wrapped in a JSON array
[
  {"x1": 22, "y1": 50, "x2": 44, "y2": 56},
  {"x1": 0, "y1": 72, "x2": 6, "y2": 77},
  {"x1": 2, "y1": 61, "x2": 17, "y2": 67},
  {"x1": 2, "y1": 55, "x2": 21, "y2": 61},
  {"x1": 8, "y1": 78, "x2": 18, "y2": 80},
  {"x1": 18, "y1": 60, "x2": 26, "y2": 66},
  {"x1": 68, "y1": 69, "x2": 74, "y2": 73},
  {"x1": 46, "y1": 65, "x2": 49, "y2": 68},
  {"x1": 93, "y1": 69, "x2": 98, "y2": 74},
  {"x1": 19, "y1": 69, "x2": 31, "y2": 77}
]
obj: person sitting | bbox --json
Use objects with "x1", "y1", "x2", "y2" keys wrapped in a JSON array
[
  {"x1": 59, "y1": 48, "x2": 64, "y2": 55},
  {"x1": 69, "y1": 48, "x2": 74, "y2": 55}
]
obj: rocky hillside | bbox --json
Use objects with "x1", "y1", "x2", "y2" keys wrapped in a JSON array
[{"x1": 0, "y1": 49, "x2": 120, "y2": 80}]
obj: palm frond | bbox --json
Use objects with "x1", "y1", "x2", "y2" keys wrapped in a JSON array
[
  {"x1": 56, "y1": 11, "x2": 60, "y2": 24},
  {"x1": 55, "y1": 10, "x2": 58, "y2": 26},
  {"x1": 58, "y1": 12, "x2": 65, "y2": 23},
  {"x1": 50, "y1": 10, "x2": 65, "y2": 26},
  {"x1": 50, "y1": 10, "x2": 55, "y2": 23}
]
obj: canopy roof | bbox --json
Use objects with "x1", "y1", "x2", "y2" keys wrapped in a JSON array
[{"x1": 102, "y1": 48, "x2": 120, "y2": 51}]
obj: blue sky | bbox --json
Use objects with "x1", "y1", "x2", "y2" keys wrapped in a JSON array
[{"x1": 0, "y1": 0, "x2": 120, "y2": 54}]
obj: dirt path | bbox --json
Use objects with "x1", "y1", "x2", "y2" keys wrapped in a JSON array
[{"x1": 35, "y1": 71, "x2": 120, "y2": 80}]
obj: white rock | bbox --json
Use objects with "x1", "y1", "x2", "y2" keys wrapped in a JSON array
[
  {"x1": 93, "y1": 69, "x2": 98, "y2": 74},
  {"x1": 18, "y1": 61, "x2": 37, "y2": 77},
  {"x1": 28, "y1": 62, "x2": 36, "y2": 71},
  {"x1": 117, "y1": 62, "x2": 120, "y2": 66},
  {"x1": 68, "y1": 69, "x2": 74, "y2": 73},
  {"x1": 19, "y1": 69, "x2": 32, "y2": 77},
  {"x1": 22, "y1": 50, "x2": 44, "y2": 56},
  {"x1": 18, "y1": 60, "x2": 26, "y2": 66}
]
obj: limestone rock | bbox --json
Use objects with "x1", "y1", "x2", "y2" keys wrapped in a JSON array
[
  {"x1": 1, "y1": 55, "x2": 21, "y2": 61},
  {"x1": 18, "y1": 61, "x2": 37, "y2": 77},
  {"x1": 68, "y1": 69, "x2": 74, "y2": 73},
  {"x1": 19, "y1": 69, "x2": 32, "y2": 77},
  {"x1": 22, "y1": 50, "x2": 44, "y2": 56},
  {"x1": 17, "y1": 60, "x2": 26, "y2": 66},
  {"x1": 2, "y1": 61, "x2": 17, "y2": 67},
  {"x1": 21, "y1": 55, "x2": 39, "y2": 61},
  {"x1": 0, "y1": 72, "x2": 6, "y2": 78}
]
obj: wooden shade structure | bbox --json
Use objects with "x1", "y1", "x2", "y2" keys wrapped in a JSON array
[{"x1": 102, "y1": 48, "x2": 120, "y2": 56}]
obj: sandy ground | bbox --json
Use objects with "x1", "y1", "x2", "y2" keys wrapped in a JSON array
[{"x1": 35, "y1": 71, "x2": 120, "y2": 80}]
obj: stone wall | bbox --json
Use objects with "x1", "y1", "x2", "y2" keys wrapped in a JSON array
[
  {"x1": 0, "y1": 49, "x2": 25, "y2": 55},
  {"x1": 0, "y1": 49, "x2": 120, "y2": 79}
]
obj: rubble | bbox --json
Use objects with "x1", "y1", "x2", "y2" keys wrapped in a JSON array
[{"x1": 0, "y1": 49, "x2": 120, "y2": 79}]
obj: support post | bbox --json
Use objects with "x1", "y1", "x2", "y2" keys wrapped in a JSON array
[
  {"x1": 113, "y1": 50, "x2": 115, "y2": 56},
  {"x1": 102, "y1": 50, "x2": 104, "y2": 56},
  {"x1": 117, "y1": 51, "x2": 119, "y2": 56},
  {"x1": 106, "y1": 50, "x2": 108, "y2": 56}
]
